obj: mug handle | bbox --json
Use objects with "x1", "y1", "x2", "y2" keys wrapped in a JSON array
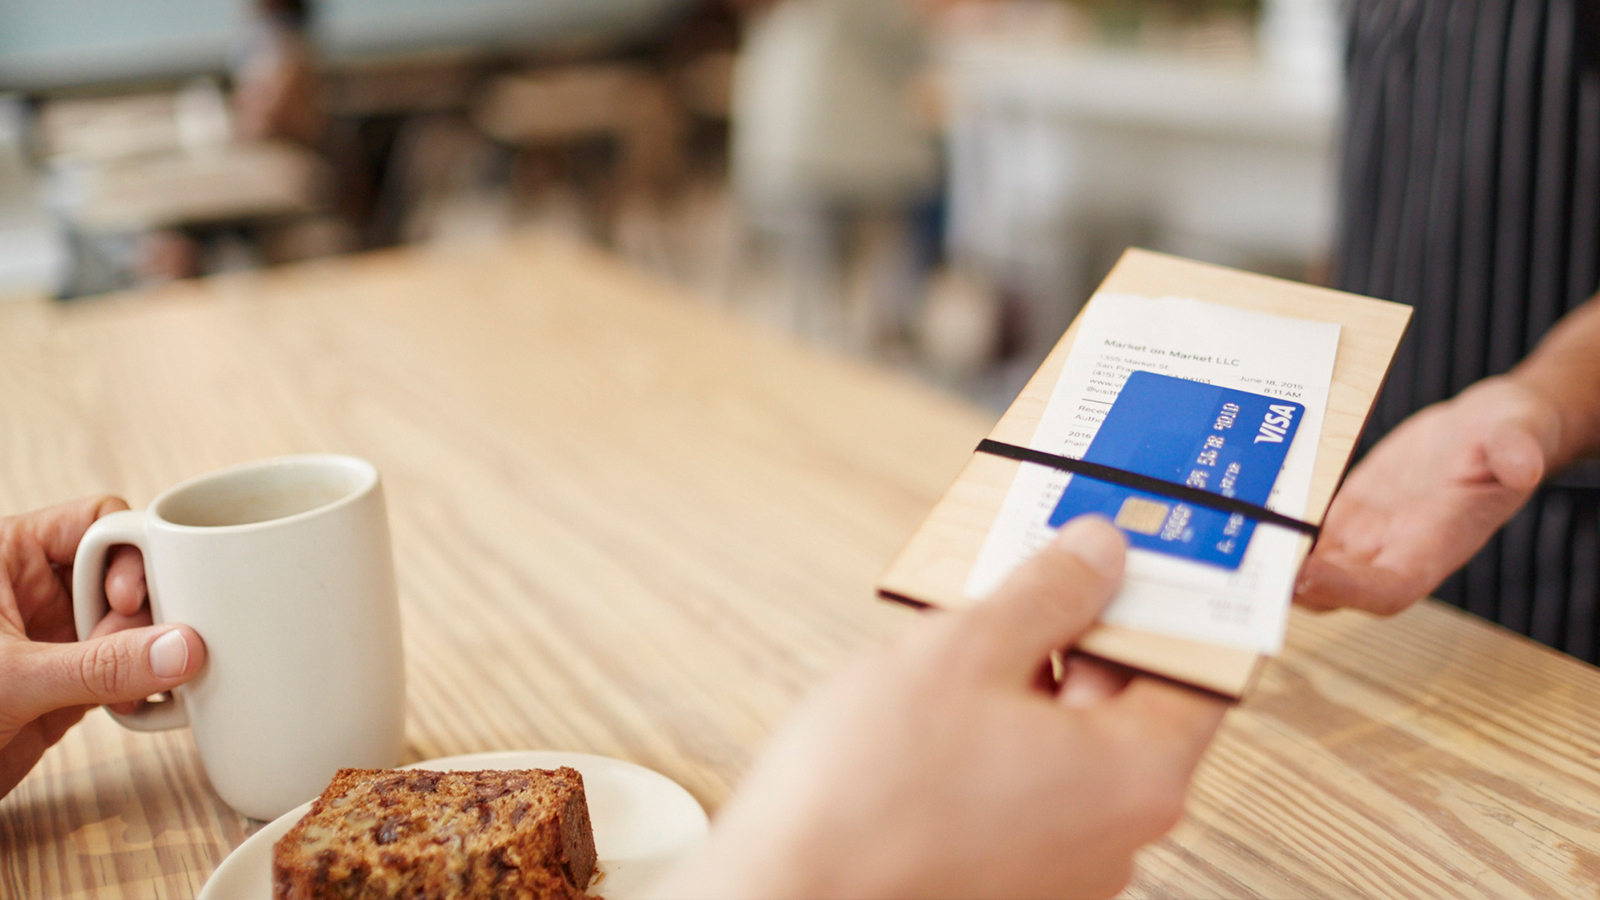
[{"x1": 71, "y1": 509, "x2": 189, "y2": 732}]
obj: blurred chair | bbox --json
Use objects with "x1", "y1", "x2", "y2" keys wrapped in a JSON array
[
  {"x1": 477, "y1": 64, "x2": 688, "y2": 200},
  {"x1": 375, "y1": 112, "x2": 510, "y2": 246}
]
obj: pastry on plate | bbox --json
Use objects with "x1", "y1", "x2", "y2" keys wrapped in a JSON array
[{"x1": 272, "y1": 766, "x2": 597, "y2": 899}]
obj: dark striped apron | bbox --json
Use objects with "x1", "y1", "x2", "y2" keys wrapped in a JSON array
[{"x1": 1335, "y1": 0, "x2": 1600, "y2": 660}]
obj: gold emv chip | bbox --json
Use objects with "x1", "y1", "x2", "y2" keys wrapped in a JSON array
[{"x1": 1114, "y1": 496, "x2": 1170, "y2": 535}]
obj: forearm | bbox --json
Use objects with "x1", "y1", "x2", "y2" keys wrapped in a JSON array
[{"x1": 1508, "y1": 294, "x2": 1600, "y2": 469}]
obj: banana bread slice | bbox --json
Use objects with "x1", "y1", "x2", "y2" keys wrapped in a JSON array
[{"x1": 272, "y1": 767, "x2": 598, "y2": 899}]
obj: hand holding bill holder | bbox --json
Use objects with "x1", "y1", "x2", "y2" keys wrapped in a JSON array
[
  {"x1": 657, "y1": 516, "x2": 1226, "y2": 900},
  {"x1": 1296, "y1": 375, "x2": 1562, "y2": 615},
  {"x1": 1298, "y1": 291, "x2": 1600, "y2": 615}
]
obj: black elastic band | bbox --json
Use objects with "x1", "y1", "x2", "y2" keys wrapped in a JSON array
[{"x1": 975, "y1": 439, "x2": 1320, "y2": 539}]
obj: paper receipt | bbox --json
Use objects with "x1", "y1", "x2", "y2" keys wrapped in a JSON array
[{"x1": 963, "y1": 294, "x2": 1341, "y2": 655}]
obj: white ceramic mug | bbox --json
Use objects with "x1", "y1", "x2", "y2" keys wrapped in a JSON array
[{"x1": 72, "y1": 454, "x2": 406, "y2": 820}]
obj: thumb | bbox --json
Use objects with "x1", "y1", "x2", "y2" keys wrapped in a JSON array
[
  {"x1": 1293, "y1": 550, "x2": 1425, "y2": 615},
  {"x1": 960, "y1": 515, "x2": 1126, "y2": 684},
  {"x1": 1485, "y1": 419, "x2": 1547, "y2": 493},
  {"x1": 3, "y1": 625, "x2": 205, "y2": 722}
]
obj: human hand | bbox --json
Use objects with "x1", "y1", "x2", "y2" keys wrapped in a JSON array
[
  {"x1": 1295, "y1": 376, "x2": 1562, "y2": 615},
  {"x1": 0, "y1": 497, "x2": 205, "y2": 797},
  {"x1": 653, "y1": 516, "x2": 1227, "y2": 899}
]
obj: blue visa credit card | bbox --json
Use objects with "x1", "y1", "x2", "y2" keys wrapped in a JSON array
[{"x1": 1048, "y1": 370, "x2": 1304, "y2": 570}]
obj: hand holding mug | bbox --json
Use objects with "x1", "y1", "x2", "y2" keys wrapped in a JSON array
[
  {"x1": 0, "y1": 496, "x2": 206, "y2": 798},
  {"x1": 71, "y1": 455, "x2": 407, "y2": 820}
]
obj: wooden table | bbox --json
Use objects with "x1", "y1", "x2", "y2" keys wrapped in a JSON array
[{"x1": 1, "y1": 234, "x2": 1598, "y2": 898}]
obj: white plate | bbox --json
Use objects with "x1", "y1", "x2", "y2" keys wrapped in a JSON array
[{"x1": 199, "y1": 750, "x2": 709, "y2": 899}]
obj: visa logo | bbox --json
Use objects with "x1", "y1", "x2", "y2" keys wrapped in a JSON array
[{"x1": 1254, "y1": 404, "x2": 1298, "y2": 444}]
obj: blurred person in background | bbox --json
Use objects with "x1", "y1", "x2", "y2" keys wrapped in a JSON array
[
  {"x1": 232, "y1": 0, "x2": 325, "y2": 147},
  {"x1": 138, "y1": 0, "x2": 335, "y2": 285},
  {"x1": 1297, "y1": 0, "x2": 1600, "y2": 656},
  {"x1": 728, "y1": 0, "x2": 940, "y2": 345}
]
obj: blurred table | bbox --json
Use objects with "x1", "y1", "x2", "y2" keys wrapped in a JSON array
[
  {"x1": 0, "y1": 234, "x2": 1598, "y2": 898},
  {"x1": 36, "y1": 91, "x2": 325, "y2": 235},
  {"x1": 58, "y1": 142, "x2": 325, "y2": 234}
]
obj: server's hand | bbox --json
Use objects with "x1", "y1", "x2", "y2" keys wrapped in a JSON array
[{"x1": 1295, "y1": 377, "x2": 1560, "y2": 614}]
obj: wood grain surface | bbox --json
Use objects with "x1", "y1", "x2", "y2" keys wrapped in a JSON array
[
  {"x1": 0, "y1": 234, "x2": 1597, "y2": 899},
  {"x1": 1136, "y1": 602, "x2": 1600, "y2": 900}
]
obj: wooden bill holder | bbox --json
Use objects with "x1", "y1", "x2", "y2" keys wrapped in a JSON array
[{"x1": 876, "y1": 249, "x2": 1412, "y2": 698}]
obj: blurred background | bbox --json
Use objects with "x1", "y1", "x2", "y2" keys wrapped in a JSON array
[
  {"x1": 15, "y1": 0, "x2": 1600, "y2": 672},
  {"x1": 0, "y1": 0, "x2": 1340, "y2": 407}
]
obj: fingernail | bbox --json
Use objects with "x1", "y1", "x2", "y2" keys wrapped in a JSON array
[
  {"x1": 149, "y1": 629, "x2": 188, "y2": 679},
  {"x1": 1055, "y1": 515, "x2": 1125, "y2": 579},
  {"x1": 112, "y1": 569, "x2": 141, "y2": 598}
]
